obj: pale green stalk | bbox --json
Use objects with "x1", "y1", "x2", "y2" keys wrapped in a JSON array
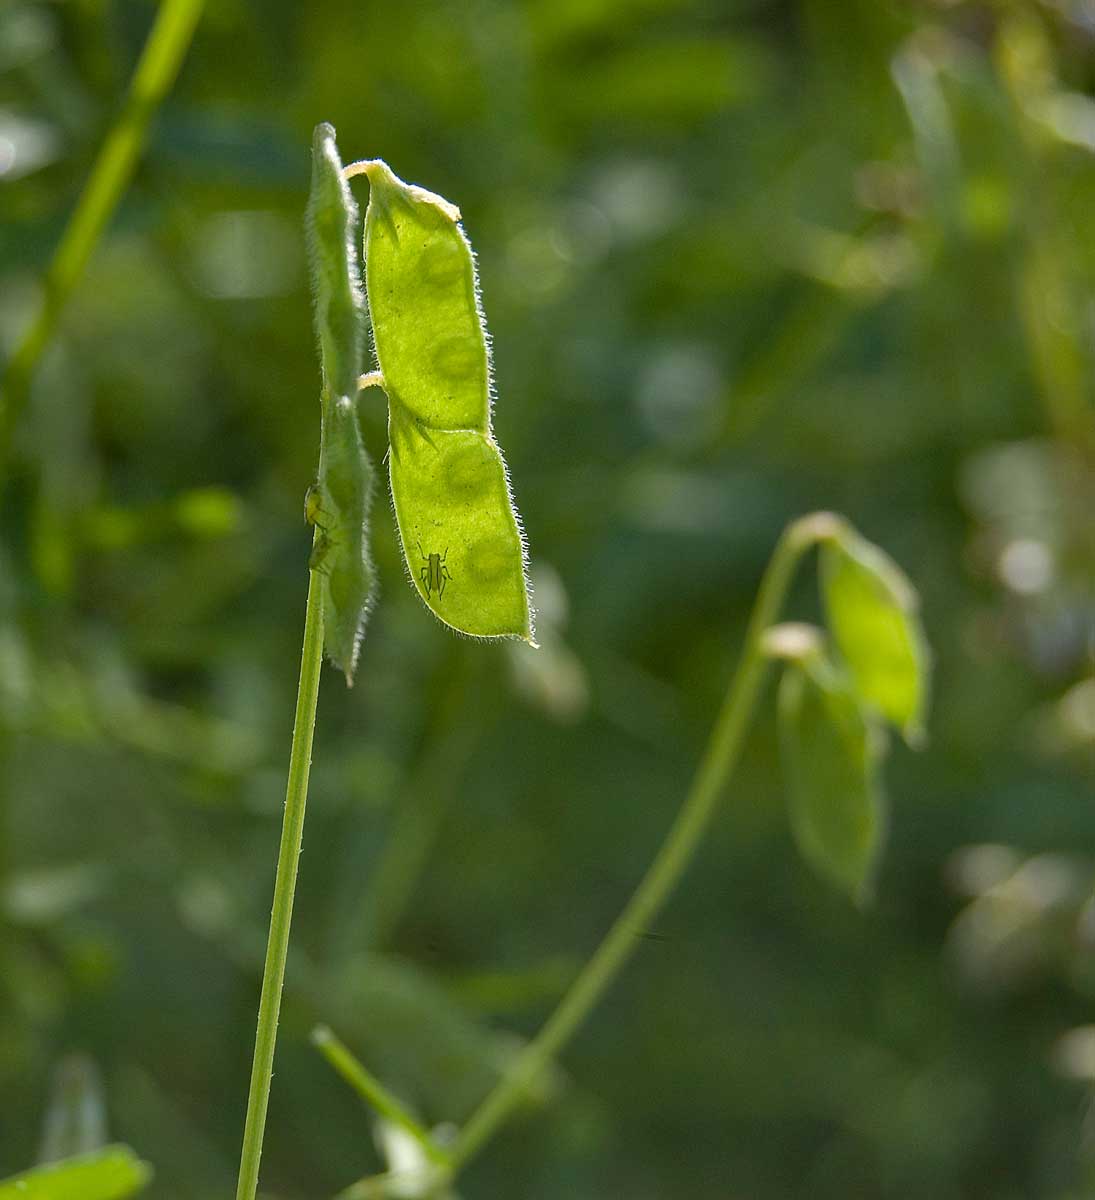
[
  {"x1": 311, "y1": 1026, "x2": 449, "y2": 1168},
  {"x1": 0, "y1": 0, "x2": 206, "y2": 454},
  {"x1": 235, "y1": 568, "x2": 325, "y2": 1200},
  {"x1": 449, "y1": 512, "x2": 845, "y2": 1171}
]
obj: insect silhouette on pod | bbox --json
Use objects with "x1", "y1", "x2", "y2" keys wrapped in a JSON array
[{"x1": 416, "y1": 542, "x2": 453, "y2": 598}]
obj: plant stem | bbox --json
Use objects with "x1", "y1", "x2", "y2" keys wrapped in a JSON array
[
  {"x1": 0, "y1": 0, "x2": 206, "y2": 455},
  {"x1": 311, "y1": 1026, "x2": 449, "y2": 1167},
  {"x1": 235, "y1": 569, "x2": 326, "y2": 1200},
  {"x1": 449, "y1": 512, "x2": 844, "y2": 1173}
]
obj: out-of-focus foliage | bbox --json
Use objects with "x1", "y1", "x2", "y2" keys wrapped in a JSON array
[
  {"x1": 822, "y1": 529, "x2": 929, "y2": 740},
  {"x1": 1, "y1": 1, "x2": 1095, "y2": 1198},
  {"x1": 0, "y1": 1145, "x2": 151, "y2": 1199},
  {"x1": 38, "y1": 1052, "x2": 108, "y2": 1163},
  {"x1": 779, "y1": 645, "x2": 882, "y2": 904}
]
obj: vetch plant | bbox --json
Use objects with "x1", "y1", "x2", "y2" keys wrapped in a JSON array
[
  {"x1": 774, "y1": 530, "x2": 928, "y2": 903},
  {"x1": 234, "y1": 125, "x2": 533, "y2": 1200},
  {"x1": 301, "y1": 126, "x2": 533, "y2": 685},
  {"x1": 431, "y1": 513, "x2": 930, "y2": 1188},
  {"x1": 234, "y1": 124, "x2": 931, "y2": 1200}
]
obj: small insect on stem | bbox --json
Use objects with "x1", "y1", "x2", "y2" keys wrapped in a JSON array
[
  {"x1": 305, "y1": 485, "x2": 341, "y2": 576},
  {"x1": 416, "y1": 540, "x2": 453, "y2": 598},
  {"x1": 304, "y1": 484, "x2": 330, "y2": 531}
]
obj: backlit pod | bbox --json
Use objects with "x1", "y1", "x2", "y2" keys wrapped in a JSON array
[{"x1": 352, "y1": 159, "x2": 534, "y2": 644}]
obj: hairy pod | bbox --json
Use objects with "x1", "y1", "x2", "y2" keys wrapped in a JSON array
[
  {"x1": 306, "y1": 125, "x2": 377, "y2": 682},
  {"x1": 357, "y1": 160, "x2": 534, "y2": 644}
]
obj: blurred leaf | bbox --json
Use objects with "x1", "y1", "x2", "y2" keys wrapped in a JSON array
[
  {"x1": 891, "y1": 34, "x2": 960, "y2": 224},
  {"x1": 2, "y1": 863, "x2": 107, "y2": 926},
  {"x1": 778, "y1": 653, "x2": 882, "y2": 903},
  {"x1": 547, "y1": 36, "x2": 775, "y2": 126},
  {"x1": 172, "y1": 487, "x2": 244, "y2": 538},
  {"x1": 0, "y1": 1146, "x2": 151, "y2": 1200},
  {"x1": 332, "y1": 955, "x2": 560, "y2": 1123},
  {"x1": 106, "y1": 1065, "x2": 233, "y2": 1200},
  {"x1": 526, "y1": 0, "x2": 688, "y2": 52},
  {"x1": 38, "y1": 1055, "x2": 107, "y2": 1164},
  {"x1": 0, "y1": 6, "x2": 57, "y2": 73},
  {"x1": 0, "y1": 110, "x2": 60, "y2": 180},
  {"x1": 370, "y1": 1120, "x2": 454, "y2": 1199},
  {"x1": 822, "y1": 530, "x2": 930, "y2": 742}
]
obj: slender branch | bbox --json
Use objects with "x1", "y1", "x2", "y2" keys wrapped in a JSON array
[
  {"x1": 0, "y1": 0, "x2": 206, "y2": 456},
  {"x1": 448, "y1": 511, "x2": 846, "y2": 1172},
  {"x1": 235, "y1": 568, "x2": 326, "y2": 1200},
  {"x1": 311, "y1": 1026, "x2": 449, "y2": 1167}
]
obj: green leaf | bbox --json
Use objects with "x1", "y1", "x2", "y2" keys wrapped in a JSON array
[
  {"x1": 0, "y1": 1145, "x2": 152, "y2": 1200},
  {"x1": 821, "y1": 530, "x2": 929, "y2": 742},
  {"x1": 358, "y1": 160, "x2": 533, "y2": 643},
  {"x1": 778, "y1": 655, "x2": 882, "y2": 903},
  {"x1": 306, "y1": 124, "x2": 378, "y2": 683}
]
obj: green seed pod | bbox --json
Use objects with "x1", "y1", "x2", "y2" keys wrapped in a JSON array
[
  {"x1": 309, "y1": 393, "x2": 376, "y2": 683},
  {"x1": 306, "y1": 123, "x2": 366, "y2": 400},
  {"x1": 356, "y1": 160, "x2": 534, "y2": 643},
  {"x1": 821, "y1": 530, "x2": 930, "y2": 743},
  {"x1": 778, "y1": 651, "x2": 883, "y2": 905},
  {"x1": 305, "y1": 125, "x2": 378, "y2": 683}
]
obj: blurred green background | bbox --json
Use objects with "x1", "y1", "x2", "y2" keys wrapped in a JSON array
[{"x1": 3, "y1": 1, "x2": 1095, "y2": 1196}]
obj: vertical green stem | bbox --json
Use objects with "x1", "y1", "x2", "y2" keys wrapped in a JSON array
[
  {"x1": 0, "y1": 0, "x2": 206, "y2": 454},
  {"x1": 449, "y1": 512, "x2": 843, "y2": 1172},
  {"x1": 235, "y1": 569, "x2": 326, "y2": 1200}
]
